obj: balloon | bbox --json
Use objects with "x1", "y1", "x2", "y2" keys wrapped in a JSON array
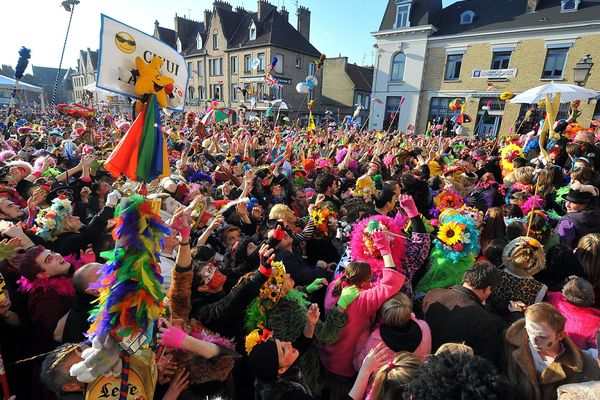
[
  {"x1": 271, "y1": 56, "x2": 278, "y2": 69},
  {"x1": 500, "y1": 91, "x2": 515, "y2": 101},
  {"x1": 305, "y1": 81, "x2": 315, "y2": 91},
  {"x1": 296, "y1": 82, "x2": 310, "y2": 94},
  {"x1": 306, "y1": 75, "x2": 318, "y2": 87}
]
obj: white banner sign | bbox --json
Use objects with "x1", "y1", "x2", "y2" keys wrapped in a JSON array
[
  {"x1": 97, "y1": 14, "x2": 188, "y2": 112},
  {"x1": 471, "y1": 69, "x2": 518, "y2": 79}
]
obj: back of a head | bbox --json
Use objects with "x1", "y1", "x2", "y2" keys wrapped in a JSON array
[
  {"x1": 463, "y1": 261, "x2": 502, "y2": 290},
  {"x1": 404, "y1": 352, "x2": 514, "y2": 400},
  {"x1": 268, "y1": 204, "x2": 295, "y2": 221},
  {"x1": 505, "y1": 221, "x2": 526, "y2": 241},
  {"x1": 576, "y1": 233, "x2": 600, "y2": 286},
  {"x1": 371, "y1": 352, "x2": 421, "y2": 400},
  {"x1": 380, "y1": 292, "x2": 413, "y2": 328},
  {"x1": 484, "y1": 238, "x2": 508, "y2": 267},
  {"x1": 374, "y1": 185, "x2": 396, "y2": 209},
  {"x1": 562, "y1": 277, "x2": 595, "y2": 307},
  {"x1": 434, "y1": 342, "x2": 474, "y2": 357},
  {"x1": 71, "y1": 262, "x2": 101, "y2": 294},
  {"x1": 315, "y1": 172, "x2": 336, "y2": 194}
]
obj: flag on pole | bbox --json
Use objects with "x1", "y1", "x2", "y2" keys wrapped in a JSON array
[{"x1": 307, "y1": 111, "x2": 316, "y2": 132}]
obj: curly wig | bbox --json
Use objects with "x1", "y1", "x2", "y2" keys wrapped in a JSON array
[{"x1": 403, "y1": 352, "x2": 515, "y2": 400}]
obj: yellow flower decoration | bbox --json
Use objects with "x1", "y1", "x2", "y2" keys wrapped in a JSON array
[
  {"x1": 437, "y1": 220, "x2": 463, "y2": 246},
  {"x1": 258, "y1": 261, "x2": 286, "y2": 311},
  {"x1": 245, "y1": 328, "x2": 273, "y2": 355}
]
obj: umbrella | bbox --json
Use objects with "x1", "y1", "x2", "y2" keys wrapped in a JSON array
[
  {"x1": 271, "y1": 99, "x2": 289, "y2": 110},
  {"x1": 451, "y1": 113, "x2": 472, "y2": 124},
  {"x1": 510, "y1": 82, "x2": 598, "y2": 161},
  {"x1": 201, "y1": 107, "x2": 235, "y2": 124},
  {"x1": 510, "y1": 82, "x2": 597, "y2": 104}
]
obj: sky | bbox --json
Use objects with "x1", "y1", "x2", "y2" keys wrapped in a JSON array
[{"x1": 0, "y1": 0, "x2": 458, "y2": 74}]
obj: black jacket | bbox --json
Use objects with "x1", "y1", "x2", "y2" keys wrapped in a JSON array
[{"x1": 423, "y1": 285, "x2": 506, "y2": 363}]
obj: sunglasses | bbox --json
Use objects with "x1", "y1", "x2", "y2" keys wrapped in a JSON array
[
  {"x1": 56, "y1": 189, "x2": 74, "y2": 196},
  {"x1": 115, "y1": 35, "x2": 136, "y2": 46}
]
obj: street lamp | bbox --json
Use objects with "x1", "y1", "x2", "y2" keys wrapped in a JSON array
[{"x1": 573, "y1": 54, "x2": 593, "y2": 86}]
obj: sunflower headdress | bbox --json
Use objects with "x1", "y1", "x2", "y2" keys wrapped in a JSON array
[{"x1": 434, "y1": 212, "x2": 480, "y2": 262}]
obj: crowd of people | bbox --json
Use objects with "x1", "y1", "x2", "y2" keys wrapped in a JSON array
[{"x1": 0, "y1": 103, "x2": 599, "y2": 400}]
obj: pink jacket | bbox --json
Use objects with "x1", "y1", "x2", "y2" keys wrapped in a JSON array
[
  {"x1": 319, "y1": 268, "x2": 405, "y2": 377},
  {"x1": 546, "y1": 292, "x2": 600, "y2": 350},
  {"x1": 352, "y1": 315, "x2": 432, "y2": 372}
]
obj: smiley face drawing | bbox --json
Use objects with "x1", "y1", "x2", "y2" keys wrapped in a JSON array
[{"x1": 115, "y1": 31, "x2": 136, "y2": 54}]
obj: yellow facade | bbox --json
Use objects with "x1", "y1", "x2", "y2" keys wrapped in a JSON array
[{"x1": 418, "y1": 33, "x2": 600, "y2": 135}]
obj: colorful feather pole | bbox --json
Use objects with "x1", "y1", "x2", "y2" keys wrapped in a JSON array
[{"x1": 87, "y1": 195, "x2": 169, "y2": 349}]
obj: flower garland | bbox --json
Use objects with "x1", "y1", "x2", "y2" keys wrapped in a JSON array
[
  {"x1": 433, "y1": 190, "x2": 464, "y2": 213},
  {"x1": 310, "y1": 203, "x2": 338, "y2": 239},
  {"x1": 258, "y1": 261, "x2": 286, "y2": 310}
]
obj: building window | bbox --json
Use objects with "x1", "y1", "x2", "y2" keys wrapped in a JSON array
[
  {"x1": 210, "y1": 84, "x2": 222, "y2": 100},
  {"x1": 308, "y1": 62, "x2": 316, "y2": 77},
  {"x1": 295, "y1": 58, "x2": 302, "y2": 68},
  {"x1": 273, "y1": 85, "x2": 283, "y2": 100},
  {"x1": 365, "y1": 95, "x2": 371, "y2": 109},
  {"x1": 390, "y1": 52, "x2": 406, "y2": 81},
  {"x1": 231, "y1": 57, "x2": 237, "y2": 75},
  {"x1": 460, "y1": 10, "x2": 476, "y2": 25},
  {"x1": 176, "y1": 38, "x2": 182, "y2": 53},
  {"x1": 209, "y1": 58, "x2": 223, "y2": 76},
  {"x1": 491, "y1": 51, "x2": 511, "y2": 70},
  {"x1": 394, "y1": 1, "x2": 412, "y2": 28},
  {"x1": 188, "y1": 62, "x2": 193, "y2": 76},
  {"x1": 561, "y1": 0, "x2": 580, "y2": 12},
  {"x1": 427, "y1": 97, "x2": 464, "y2": 123},
  {"x1": 274, "y1": 54, "x2": 283, "y2": 74},
  {"x1": 357, "y1": 94, "x2": 363, "y2": 106},
  {"x1": 198, "y1": 85, "x2": 204, "y2": 99},
  {"x1": 197, "y1": 61, "x2": 203, "y2": 77},
  {"x1": 212, "y1": 32, "x2": 218, "y2": 50},
  {"x1": 231, "y1": 84, "x2": 238, "y2": 102},
  {"x1": 188, "y1": 86, "x2": 195, "y2": 100},
  {"x1": 196, "y1": 33, "x2": 203, "y2": 50},
  {"x1": 257, "y1": 84, "x2": 264, "y2": 101},
  {"x1": 249, "y1": 22, "x2": 257, "y2": 40},
  {"x1": 384, "y1": 96, "x2": 403, "y2": 130},
  {"x1": 257, "y1": 53, "x2": 265, "y2": 72},
  {"x1": 244, "y1": 55, "x2": 252, "y2": 73},
  {"x1": 542, "y1": 47, "x2": 569, "y2": 79},
  {"x1": 478, "y1": 97, "x2": 505, "y2": 112},
  {"x1": 444, "y1": 54, "x2": 463, "y2": 80}
]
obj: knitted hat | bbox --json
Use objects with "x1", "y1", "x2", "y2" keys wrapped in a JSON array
[
  {"x1": 245, "y1": 329, "x2": 278, "y2": 381},
  {"x1": 501, "y1": 236, "x2": 546, "y2": 276},
  {"x1": 562, "y1": 277, "x2": 595, "y2": 307}
]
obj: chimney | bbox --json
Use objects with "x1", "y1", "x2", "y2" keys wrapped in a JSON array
[
  {"x1": 235, "y1": 6, "x2": 247, "y2": 14},
  {"x1": 213, "y1": 1, "x2": 232, "y2": 11},
  {"x1": 204, "y1": 9, "x2": 213, "y2": 27},
  {"x1": 526, "y1": 0, "x2": 540, "y2": 13},
  {"x1": 296, "y1": 5, "x2": 311, "y2": 41},
  {"x1": 257, "y1": 0, "x2": 275, "y2": 21},
  {"x1": 280, "y1": 6, "x2": 289, "y2": 21}
]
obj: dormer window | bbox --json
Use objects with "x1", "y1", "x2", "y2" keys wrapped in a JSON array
[
  {"x1": 394, "y1": 0, "x2": 412, "y2": 29},
  {"x1": 196, "y1": 32, "x2": 203, "y2": 50},
  {"x1": 561, "y1": 0, "x2": 580, "y2": 12},
  {"x1": 176, "y1": 38, "x2": 182, "y2": 53},
  {"x1": 249, "y1": 21, "x2": 257, "y2": 41},
  {"x1": 460, "y1": 10, "x2": 476, "y2": 25}
]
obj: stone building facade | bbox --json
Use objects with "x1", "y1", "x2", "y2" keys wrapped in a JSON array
[
  {"x1": 154, "y1": 0, "x2": 323, "y2": 121},
  {"x1": 371, "y1": 0, "x2": 600, "y2": 135}
]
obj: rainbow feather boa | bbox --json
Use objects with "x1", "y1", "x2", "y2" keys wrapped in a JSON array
[
  {"x1": 87, "y1": 195, "x2": 169, "y2": 345},
  {"x1": 349, "y1": 214, "x2": 406, "y2": 278}
]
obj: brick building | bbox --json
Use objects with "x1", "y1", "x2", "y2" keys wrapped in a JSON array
[
  {"x1": 154, "y1": 0, "x2": 323, "y2": 120},
  {"x1": 321, "y1": 57, "x2": 374, "y2": 123},
  {"x1": 371, "y1": 0, "x2": 600, "y2": 135}
]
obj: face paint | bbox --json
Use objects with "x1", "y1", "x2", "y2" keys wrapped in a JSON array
[{"x1": 525, "y1": 320, "x2": 560, "y2": 355}]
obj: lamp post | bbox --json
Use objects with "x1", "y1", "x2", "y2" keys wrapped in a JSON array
[
  {"x1": 573, "y1": 54, "x2": 593, "y2": 86},
  {"x1": 51, "y1": 0, "x2": 80, "y2": 106}
]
